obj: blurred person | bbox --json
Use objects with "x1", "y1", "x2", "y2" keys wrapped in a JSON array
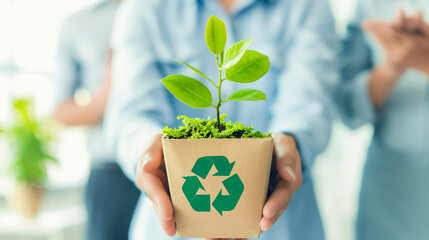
[
  {"x1": 338, "y1": 1, "x2": 429, "y2": 239},
  {"x1": 53, "y1": 0, "x2": 140, "y2": 239},
  {"x1": 105, "y1": 0, "x2": 339, "y2": 239}
]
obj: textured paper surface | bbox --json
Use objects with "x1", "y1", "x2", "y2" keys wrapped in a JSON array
[{"x1": 162, "y1": 137, "x2": 274, "y2": 238}]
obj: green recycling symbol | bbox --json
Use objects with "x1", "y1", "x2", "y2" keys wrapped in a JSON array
[{"x1": 182, "y1": 156, "x2": 244, "y2": 216}]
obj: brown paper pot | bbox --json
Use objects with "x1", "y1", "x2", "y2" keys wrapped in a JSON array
[
  {"x1": 162, "y1": 137, "x2": 274, "y2": 238},
  {"x1": 7, "y1": 183, "x2": 43, "y2": 218}
]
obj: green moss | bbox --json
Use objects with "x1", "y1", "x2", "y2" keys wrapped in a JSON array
[{"x1": 163, "y1": 114, "x2": 271, "y2": 139}]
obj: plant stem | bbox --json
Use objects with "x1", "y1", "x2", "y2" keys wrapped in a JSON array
[{"x1": 215, "y1": 55, "x2": 222, "y2": 129}]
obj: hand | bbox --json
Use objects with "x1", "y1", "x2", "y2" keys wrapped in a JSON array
[
  {"x1": 136, "y1": 133, "x2": 302, "y2": 238},
  {"x1": 364, "y1": 10, "x2": 429, "y2": 108},
  {"x1": 136, "y1": 133, "x2": 176, "y2": 236},
  {"x1": 392, "y1": 9, "x2": 420, "y2": 34},
  {"x1": 391, "y1": 9, "x2": 429, "y2": 36},
  {"x1": 364, "y1": 20, "x2": 429, "y2": 76},
  {"x1": 260, "y1": 133, "x2": 302, "y2": 230},
  {"x1": 363, "y1": 10, "x2": 429, "y2": 77},
  {"x1": 53, "y1": 48, "x2": 112, "y2": 126}
]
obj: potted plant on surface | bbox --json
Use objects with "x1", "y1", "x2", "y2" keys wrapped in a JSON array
[
  {"x1": 161, "y1": 15, "x2": 273, "y2": 238},
  {"x1": 0, "y1": 99, "x2": 57, "y2": 218}
]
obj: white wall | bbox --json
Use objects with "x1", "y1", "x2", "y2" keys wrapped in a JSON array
[{"x1": 314, "y1": 2, "x2": 373, "y2": 240}]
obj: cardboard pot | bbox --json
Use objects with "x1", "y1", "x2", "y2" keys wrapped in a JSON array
[
  {"x1": 7, "y1": 183, "x2": 43, "y2": 218},
  {"x1": 162, "y1": 137, "x2": 274, "y2": 238}
]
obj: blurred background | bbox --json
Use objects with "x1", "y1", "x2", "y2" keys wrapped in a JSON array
[{"x1": 0, "y1": 0, "x2": 371, "y2": 239}]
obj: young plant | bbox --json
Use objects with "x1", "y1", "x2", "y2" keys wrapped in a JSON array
[
  {"x1": 0, "y1": 99, "x2": 57, "y2": 186},
  {"x1": 161, "y1": 15, "x2": 270, "y2": 129}
]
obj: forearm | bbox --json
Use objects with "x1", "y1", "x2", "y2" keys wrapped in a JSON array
[
  {"x1": 420, "y1": 64, "x2": 429, "y2": 78},
  {"x1": 54, "y1": 95, "x2": 106, "y2": 127},
  {"x1": 368, "y1": 63, "x2": 403, "y2": 109},
  {"x1": 410, "y1": 36, "x2": 429, "y2": 78},
  {"x1": 414, "y1": 59, "x2": 429, "y2": 78}
]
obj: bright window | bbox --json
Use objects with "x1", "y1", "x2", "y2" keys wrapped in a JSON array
[{"x1": 0, "y1": 0, "x2": 99, "y2": 194}]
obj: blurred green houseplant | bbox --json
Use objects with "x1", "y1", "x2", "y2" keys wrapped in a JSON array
[{"x1": 0, "y1": 99, "x2": 57, "y2": 217}]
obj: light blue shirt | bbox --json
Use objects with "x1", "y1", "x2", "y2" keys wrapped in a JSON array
[
  {"x1": 338, "y1": 0, "x2": 429, "y2": 239},
  {"x1": 55, "y1": 0, "x2": 118, "y2": 162},
  {"x1": 105, "y1": 0, "x2": 338, "y2": 239}
]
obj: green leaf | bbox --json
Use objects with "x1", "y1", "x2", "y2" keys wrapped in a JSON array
[
  {"x1": 205, "y1": 15, "x2": 227, "y2": 55},
  {"x1": 174, "y1": 59, "x2": 214, "y2": 84},
  {"x1": 221, "y1": 39, "x2": 253, "y2": 69},
  {"x1": 225, "y1": 89, "x2": 266, "y2": 101},
  {"x1": 225, "y1": 50, "x2": 270, "y2": 83},
  {"x1": 161, "y1": 75, "x2": 213, "y2": 108},
  {"x1": 219, "y1": 50, "x2": 225, "y2": 66}
]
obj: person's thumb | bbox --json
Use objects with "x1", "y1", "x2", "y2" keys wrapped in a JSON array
[
  {"x1": 273, "y1": 134, "x2": 298, "y2": 184},
  {"x1": 140, "y1": 134, "x2": 163, "y2": 173}
]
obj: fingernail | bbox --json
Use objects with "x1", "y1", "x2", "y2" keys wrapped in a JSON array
[
  {"x1": 154, "y1": 202, "x2": 173, "y2": 221},
  {"x1": 141, "y1": 154, "x2": 151, "y2": 170},
  {"x1": 260, "y1": 217, "x2": 271, "y2": 232},
  {"x1": 285, "y1": 167, "x2": 296, "y2": 182}
]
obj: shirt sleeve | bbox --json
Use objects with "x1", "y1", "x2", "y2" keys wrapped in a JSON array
[
  {"x1": 336, "y1": 1, "x2": 376, "y2": 129},
  {"x1": 269, "y1": 0, "x2": 339, "y2": 171},
  {"x1": 104, "y1": 0, "x2": 174, "y2": 181},
  {"x1": 53, "y1": 18, "x2": 80, "y2": 105}
]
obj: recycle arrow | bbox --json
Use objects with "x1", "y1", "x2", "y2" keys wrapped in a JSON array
[
  {"x1": 212, "y1": 173, "x2": 244, "y2": 216},
  {"x1": 191, "y1": 156, "x2": 235, "y2": 179},
  {"x1": 182, "y1": 155, "x2": 243, "y2": 215},
  {"x1": 182, "y1": 176, "x2": 211, "y2": 212}
]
